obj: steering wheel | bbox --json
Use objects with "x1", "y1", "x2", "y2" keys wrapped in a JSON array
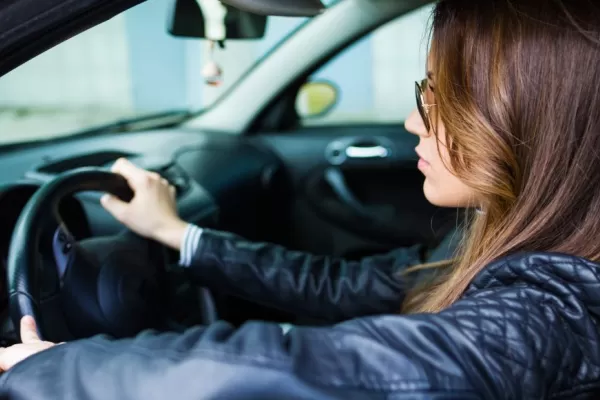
[{"x1": 6, "y1": 167, "x2": 217, "y2": 342}]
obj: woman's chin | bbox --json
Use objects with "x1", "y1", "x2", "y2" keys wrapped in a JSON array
[
  {"x1": 423, "y1": 179, "x2": 453, "y2": 208},
  {"x1": 423, "y1": 179, "x2": 442, "y2": 205},
  {"x1": 423, "y1": 178, "x2": 473, "y2": 209}
]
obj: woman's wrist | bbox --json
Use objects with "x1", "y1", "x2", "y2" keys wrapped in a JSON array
[{"x1": 152, "y1": 218, "x2": 189, "y2": 251}]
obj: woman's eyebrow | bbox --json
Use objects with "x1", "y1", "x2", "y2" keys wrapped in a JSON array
[{"x1": 427, "y1": 71, "x2": 434, "y2": 80}]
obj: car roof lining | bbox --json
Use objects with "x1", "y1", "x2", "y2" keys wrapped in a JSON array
[{"x1": 0, "y1": 0, "x2": 143, "y2": 78}]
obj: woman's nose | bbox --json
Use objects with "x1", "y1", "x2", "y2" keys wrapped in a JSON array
[{"x1": 405, "y1": 108, "x2": 429, "y2": 137}]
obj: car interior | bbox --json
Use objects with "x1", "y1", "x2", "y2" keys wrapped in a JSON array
[{"x1": 0, "y1": 0, "x2": 460, "y2": 345}]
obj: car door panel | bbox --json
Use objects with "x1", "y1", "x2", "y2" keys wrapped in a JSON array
[{"x1": 256, "y1": 124, "x2": 457, "y2": 258}]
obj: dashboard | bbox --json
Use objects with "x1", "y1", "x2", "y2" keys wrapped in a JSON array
[
  {"x1": 0, "y1": 127, "x2": 288, "y2": 333},
  {"x1": 0, "y1": 127, "x2": 285, "y2": 233}
]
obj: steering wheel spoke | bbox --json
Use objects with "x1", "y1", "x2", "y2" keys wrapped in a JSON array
[{"x1": 52, "y1": 224, "x2": 75, "y2": 283}]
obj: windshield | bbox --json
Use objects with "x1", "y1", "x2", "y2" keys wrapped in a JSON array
[{"x1": 0, "y1": 0, "x2": 317, "y2": 145}]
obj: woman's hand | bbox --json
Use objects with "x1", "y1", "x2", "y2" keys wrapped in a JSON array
[
  {"x1": 0, "y1": 316, "x2": 56, "y2": 371},
  {"x1": 101, "y1": 158, "x2": 189, "y2": 250}
]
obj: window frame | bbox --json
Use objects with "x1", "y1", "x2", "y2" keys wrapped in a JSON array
[{"x1": 247, "y1": 7, "x2": 431, "y2": 134}]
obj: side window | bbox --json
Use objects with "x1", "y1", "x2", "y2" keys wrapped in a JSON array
[{"x1": 296, "y1": 4, "x2": 433, "y2": 126}]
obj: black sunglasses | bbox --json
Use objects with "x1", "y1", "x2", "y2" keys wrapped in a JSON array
[{"x1": 415, "y1": 78, "x2": 436, "y2": 132}]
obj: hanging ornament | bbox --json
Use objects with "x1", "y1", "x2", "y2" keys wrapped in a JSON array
[
  {"x1": 197, "y1": 0, "x2": 227, "y2": 87},
  {"x1": 202, "y1": 40, "x2": 223, "y2": 87}
]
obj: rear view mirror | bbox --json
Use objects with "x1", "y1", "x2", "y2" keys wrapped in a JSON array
[
  {"x1": 220, "y1": 0, "x2": 325, "y2": 16},
  {"x1": 167, "y1": 0, "x2": 268, "y2": 40}
]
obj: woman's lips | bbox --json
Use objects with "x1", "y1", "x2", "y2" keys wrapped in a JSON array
[{"x1": 415, "y1": 148, "x2": 430, "y2": 171}]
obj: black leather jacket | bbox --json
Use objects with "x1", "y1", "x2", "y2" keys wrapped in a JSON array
[
  {"x1": 187, "y1": 229, "x2": 432, "y2": 322},
  {"x1": 1, "y1": 230, "x2": 599, "y2": 399}
]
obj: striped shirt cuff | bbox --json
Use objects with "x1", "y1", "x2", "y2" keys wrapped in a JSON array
[{"x1": 178, "y1": 224, "x2": 203, "y2": 267}]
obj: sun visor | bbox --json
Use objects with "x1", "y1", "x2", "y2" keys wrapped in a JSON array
[
  {"x1": 0, "y1": 0, "x2": 143, "y2": 78},
  {"x1": 220, "y1": 0, "x2": 325, "y2": 16}
]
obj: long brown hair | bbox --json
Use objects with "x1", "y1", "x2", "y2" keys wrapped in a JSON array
[{"x1": 403, "y1": 0, "x2": 600, "y2": 313}]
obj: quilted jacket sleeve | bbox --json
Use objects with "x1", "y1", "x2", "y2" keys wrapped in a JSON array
[
  {"x1": 1, "y1": 254, "x2": 596, "y2": 400},
  {"x1": 185, "y1": 229, "x2": 425, "y2": 322}
]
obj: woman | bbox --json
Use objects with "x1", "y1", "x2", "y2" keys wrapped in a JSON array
[
  {"x1": 1, "y1": 1, "x2": 600, "y2": 398},
  {"x1": 99, "y1": 158, "x2": 461, "y2": 324}
]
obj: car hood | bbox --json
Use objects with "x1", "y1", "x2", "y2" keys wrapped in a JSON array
[{"x1": 0, "y1": 0, "x2": 144, "y2": 78}]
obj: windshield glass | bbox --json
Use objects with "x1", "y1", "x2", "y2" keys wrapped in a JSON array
[{"x1": 0, "y1": 0, "x2": 318, "y2": 145}]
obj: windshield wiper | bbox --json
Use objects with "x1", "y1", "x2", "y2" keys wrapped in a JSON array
[
  {"x1": 0, "y1": 109, "x2": 194, "y2": 154},
  {"x1": 74, "y1": 109, "x2": 193, "y2": 136}
]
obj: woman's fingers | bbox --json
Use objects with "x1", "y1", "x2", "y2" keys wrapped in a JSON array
[
  {"x1": 111, "y1": 158, "x2": 147, "y2": 187},
  {"x1": 100, "y1": 194, "x2": 129, "y2": 222},
  {"x1": 20, "y1": 316, "x2": 41, "y2": 344}
]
